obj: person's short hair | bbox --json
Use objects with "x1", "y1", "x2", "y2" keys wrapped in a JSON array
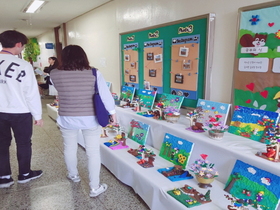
[
  {"x1": 60, "y1": 45, "x2": 91, "y2": 70},
  {"x1": 0, "y1": 30, "x2": 28, "y2": 48}
]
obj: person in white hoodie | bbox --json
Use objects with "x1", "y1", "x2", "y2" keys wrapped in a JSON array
[{"x1": 0, "y1": 30, "x2": 43, "y2": 188}]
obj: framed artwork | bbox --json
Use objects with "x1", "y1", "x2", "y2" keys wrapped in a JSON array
[
  {"x1": 129, "y1": 75, "x2": 136, "y2": 82},
  {"x1": 154, "y1": 54, "x2": 162, "y2": 63},
  {"x1": 149, "y1": 69, "x2": 156, "y2": 77},
  {"x1": 158, "y1": 93, "x2": 184, "y2": 109},
  {"x1": 120, "y1": 86, "x2": 135, "y2": 102},
  {"x1": 130, "y1": 62, "x2": 136, "y2": 68},
  {"x1": 137, "y1": 89, "x2": 157, "y2": 109},
  {"x1": 224, "y1": 160, "x2": 280, "y2": 210},
  {"x1": 124, "y1": 54, "x2": 130, "y2": 61},
  {"x1": 228, "y1": 106, "x2": 279, "y2": 143},
  {"x1": 144, "y1": 81, "x2": 151, "y2": 90},
  {"x1": 196, "y1": 99, "x2": 231, "y2": 126},
  {"x1": 174, "y1": 74, "x2": 184, "y2": 84},
  {"x1": 179, "y1": 47, "x2": 189, "y2": 57},
  {"x1": 125, "y1": 69, "x2": 130, "y2": 75},
  {"x1": 182, "y1": 61, "x2": 191, "y2": 70},
  {"x1": 159, "y1": 133, "x2": 194, "y2": 169},
  {"x1": 128, "y1": 119, "x2": 150, "y2": 145},
  {"x1": 147, "y1": 52, "x2": 154, "y2": 60}
]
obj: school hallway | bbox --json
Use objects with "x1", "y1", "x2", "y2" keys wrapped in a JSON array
[{"x1": 0, "y1": 98, "x2": 149, "y2": 210}]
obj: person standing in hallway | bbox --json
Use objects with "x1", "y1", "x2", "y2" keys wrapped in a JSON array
[
  {"x1": 0, "y1": 30, "x2": 44, "y2": 188},
  {"x1": 38, "y1": 56, "x2": 59, "y2": 96},
  {"x1": 50, "y1": 45, "x2": 117, "y2": 197}
]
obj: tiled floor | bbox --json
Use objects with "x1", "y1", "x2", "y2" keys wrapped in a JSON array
[{"x1": 0, "y1": 98, "x2": 149, "y2": 210}]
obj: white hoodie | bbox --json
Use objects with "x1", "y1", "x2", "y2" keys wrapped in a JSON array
[{"x1": 0, "y1": 54, "x2": 42, "y2": 120}]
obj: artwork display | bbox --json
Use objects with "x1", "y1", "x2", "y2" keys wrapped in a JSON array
[
  {"x1": 159, "y1": 133, "x2": 194, "y2": 169},
  {"x1": 234, "y1": 5, "x2": 280, "y2": 112},
  {"x1": 228, "y1": 106, "x2": 279, "y2": 142},
  {"x1": 143, "y1": 40, "x2": 164, "y2": 94},
  {"x1": 123, "y1": 43, "x2": 139, "y2": 88},
  {"x1": 128, "y1": 119, "x2": 150, "y2": 145},
  {"x1": 196, "y1": 99, "x2": 231, "y2": 127},
  {"x1": 120, "y1": 86, "x2": 135, "y2": 103},
  {"x1": 167, "y1": 185, "x2": 211, "y2": 208},
  {"x1": 157, "y1": 165, "x2": 193, "y2": 182},
  {"x1": 128, "y1": 145, "x2": 156, "y2": 168},
  {"x1": 137, "y1": 89, "x2": 157, "y2": 109},
  {"x1": 157, "y1": 93, "x2": 184, "y2": 110},
  {"x1": 104, "y1": 132, "x2": 129, "y2": 150},
  {"x1": 224, "y1": 160, "x2": 280, "y2": 210}
]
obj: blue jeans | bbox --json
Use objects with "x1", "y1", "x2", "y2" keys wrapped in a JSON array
[{"x1": 0, "y1": 112, "x2": 33, "y2": 176}]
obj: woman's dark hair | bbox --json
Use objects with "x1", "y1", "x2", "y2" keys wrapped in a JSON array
[
  {"x1": 49, "y1": 56, "x2": 59, "y2": 68},
  {"x1": 59, "y1": 45, "x2": 91, "y2": 70},
  {"x1": 0, "y1": 30, "x2": 28, "y2": 48}
]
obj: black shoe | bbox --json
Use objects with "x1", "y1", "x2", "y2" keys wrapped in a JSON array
[
  {"x1": 0, "y1": 177, "x2": 14, "y2": 188},
  {"x1": 18, "y1": 170, "x2": 43, "y2": 184}
]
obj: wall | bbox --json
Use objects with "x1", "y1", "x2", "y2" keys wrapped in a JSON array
[
  {"x1": 36, "y1": 29, "x2": 56, "y2": 69},
  {"x1": 37, "y1": 0, "x2": 277, "y2": 103}
]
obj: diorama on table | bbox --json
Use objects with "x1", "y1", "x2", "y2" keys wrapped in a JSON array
[
  {"x1": 228, "y1": 106, "x2": 279, "y2": 143},
  {"x1": 224, "y1": 159, "x2": 280, "y2": 210},
  {"x1": 185, "y1": 107, "x2": 204, "y2": 133},
  {"x1": 128, "y1": 119, "x2": 150, "y2": 145},
  {"x1": 104, "y1": 127, "x2": 129, "y2": 150},
  {"x1": 137, "y1": 89, "x2": 157, "y2": 109},
  {"x1": 127, "y1": 145, "x2": 156, "y2": 168},
  {"x1": 158, "y1": 133, "x2": 194, "y2": 181},
  {"x1": 167, "y1": 184, "x2": 211, "y2": 208},
  {"x1": 119, "y1": 85, "x2": 135, "y2": 107},
  {"x1": 189, "y1": 154, "x2": 218, "y2": 189},
  {"x1": 256, "y1": 124, "x2": 280, "y2": 162},
  {"x1": 163, "y1": 106, "x2": 181, "y2": 123}
]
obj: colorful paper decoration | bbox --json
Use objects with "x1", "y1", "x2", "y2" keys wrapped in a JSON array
[
  {"x1": 159, "y1": 133, "x2": 194, "y2": 169},
  {"x1": 228, "y1": 106, "x2": 279, "y2": 142},
  {"x1": 128, "y1": 119, "x2": 150, "y2": 145},
  {"x1": 224, "y1": 160, "x2": 280, "y2": 210},
  {"x1": 196, "y1": 99, "x2": 231, "y2": 127},
  {"x1": 137, "y1": 89, "x2": 157, "y2": 109}
]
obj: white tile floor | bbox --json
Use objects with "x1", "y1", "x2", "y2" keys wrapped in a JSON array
[{"x1": 0, "y1": 98, "x2": 149, "y2": 210}]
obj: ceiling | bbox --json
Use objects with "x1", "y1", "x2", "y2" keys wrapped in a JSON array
[{"x1": 0, "y1": 0, "x2": 112, "y2": 38}]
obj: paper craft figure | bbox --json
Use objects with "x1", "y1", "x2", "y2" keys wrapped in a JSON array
[
  {"x1": 157, "y1": 93, "x2": 184, "y2": 110},
  {"x1": 228, "y1": 106, "x2": 279, "y2": 142},
  {"x1": 128, "y1": 119, "x2": 150, "y2": 145},
  {"x1": 137, "y1": 89, "x2": 157, "y2": 109},
  {"x1": 196, "y1": 99, "x2": 231, "y2": 127},
  {"x1": 224, "y1": 160, "x2": 280, "y2": 210},
  {"x1": 159, "y1": 133, "x2": 194, "y2": 169}
]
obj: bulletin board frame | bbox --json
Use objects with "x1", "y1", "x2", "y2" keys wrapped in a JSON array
[
  {"x1": 232, "y1": 1, "x2": 280, "y2": 112},
  {"x1": 120, "y1": 14, "x2": 215, "y2": 108}
]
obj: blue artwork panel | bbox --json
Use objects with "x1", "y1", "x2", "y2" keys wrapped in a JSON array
[{"x1": 225, "y1": 160, "x2": 280, "y2": 210}]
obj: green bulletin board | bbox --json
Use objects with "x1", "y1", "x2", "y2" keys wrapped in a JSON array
[{"x1": 120, "y1": 14, "x2": 215, "y2": 108}]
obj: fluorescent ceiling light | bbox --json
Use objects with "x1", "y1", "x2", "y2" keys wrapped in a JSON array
[{"x1": 24, "y1": 0, "x2": 45, "y2": 13}]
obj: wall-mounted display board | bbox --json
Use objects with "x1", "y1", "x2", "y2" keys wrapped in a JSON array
[
  {"x1": 123, "y1": 43, "x2": 139, "y2": 89},
  {"x1": 233, "y1": 2, "x2": 280, "y2": 112},
  {"x1": 120, "y1": 14, "x2": 215, "y2": 108}
]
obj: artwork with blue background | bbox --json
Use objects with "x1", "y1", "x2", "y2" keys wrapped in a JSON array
[
  {"x1": 120, "y1": 86, "x2": 135, "y2": 102},
  {"x1": 128, "y1": 119, "x2": 150, "y2": 145},
  {"x1": 196, "y1": 99, "x2": 231, "y2": 126},
  {"x1": 228, "y1": 106, "x2": 279, "y2": 143},
  {"x1": 225, "y1": 160, "x2": 280, "y2": 210},
  {"x1": 159, "y1": 133, "x2": 194, "y2": 169},
  {"x1": 138, "y1": 89, "x2": 157, "y2": 109}
]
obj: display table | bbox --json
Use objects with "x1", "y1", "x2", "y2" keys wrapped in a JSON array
[{"x1": 46, "y1": 104, "x2": 280, "y2": 210}]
